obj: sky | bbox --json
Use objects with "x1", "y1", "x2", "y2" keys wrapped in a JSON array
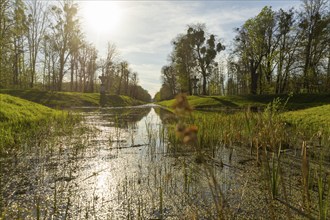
[{"x1": 78, "y1": 0, "x2": 302, "y2": 97}]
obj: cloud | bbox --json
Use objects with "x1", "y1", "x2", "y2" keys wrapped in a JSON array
[{"x1": 79, "y1": 1, "x2": 302, "y2": 97}]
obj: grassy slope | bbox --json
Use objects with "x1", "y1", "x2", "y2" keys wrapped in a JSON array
[
  {"x1": 0, "y1": 94, "x2": 68, "y2": 148},
  {"x1": 0, "y1": 94, "x2": 61, "y2": 123},
  {"x1": 158, "y1": 94, "x2": 330, "y2": 132},
  {"x1": 0, "y1": 89, "x2": 144, "y2": 108},
  {"x1": 283, "y1": 104, "x2": 330, "y2": 133},
  {"x1": 158, "y1": 94, "x2": 330, "y2": 110},
  {"x1": 102, "y1": 94, "x2": 145, "y2": 107}
]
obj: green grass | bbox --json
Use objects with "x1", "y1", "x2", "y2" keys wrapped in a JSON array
[
  {"x1": 158, "y1": 94, "x2": 330, "y2": 110},
  {"x1": 162, "y1": 95, "x2": 330, "y2": 154},
  {"x1": 283, "y1": 104, "x2": 330, "y2": 133},
  {"x1": 0, "y1": 94, "x2": 61, "y2": 124},
  {"x1": 0, "y1": 94, "x2": 74, "y2": 150},
  {"x1": 0, "y1": 89, "x2": 145, "y2": 108},
  {"x1": 102, "y1": 94, "x2": 145, "y2": 107}
]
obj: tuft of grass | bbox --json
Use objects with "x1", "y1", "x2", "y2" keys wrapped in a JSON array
[{"x1": 265, "y1": 151, "x2": 281, "y2": 200}]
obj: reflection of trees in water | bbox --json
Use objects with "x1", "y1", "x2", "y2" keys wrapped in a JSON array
[
  {"x1": 153, "y1": 107, "x2": 176, "y2": 124},
  {"x1": 101, "y1": 107, "x2": 151, "y2": 129}
]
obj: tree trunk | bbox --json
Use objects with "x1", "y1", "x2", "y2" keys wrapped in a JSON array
[
  {"x1": 327, "y1": 51, "x2": 330, "y2": 92},
  {"x1": 58, "y1": 63, "x2": 64, "y2": 91},
  {"x1": 70, "y1": 57, "x2": 74, "y2": 91},
  {"x1": 202, "y1": 74, "x2": 207, "y2": 95},
  {"x1": 250, "y1": 62, "x2": 258, "y2": 95},
  {"x1": 303, "y1": 33, "x2": 312, "y2": 92},
  {"x1": 117, "y1": 73, "x2": 123, "y2": 95},
  {"x1": 258, "y1": 66, "x2": 263, "y2": 95}
]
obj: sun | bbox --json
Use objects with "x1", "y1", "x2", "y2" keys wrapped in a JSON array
[{"x1": 82, "y1": 1, "x2": 122, "y2": 34}]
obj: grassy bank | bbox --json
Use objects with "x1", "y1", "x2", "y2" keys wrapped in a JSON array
[
  {"x1": 100, "y1": 94, "x2": 145, "y2": 107},
  {"x1": 158, "y1": 94, "x2": 330, "y2": 111},
  {"x1": 160, "y1": 95, "x2": 330, "y2": 163},
  {"x1": 0, "y1": 94, "x2": 77, "y2": 152},
  {"x1": 283, "y1": 104, "x2": 330, "y2": 133},
  {"x1": 0, "y1": 89, "x2": 145, "y2": 108},
  {"x1": 158, "y1": 94, "x2": 330, "y2": 153}
]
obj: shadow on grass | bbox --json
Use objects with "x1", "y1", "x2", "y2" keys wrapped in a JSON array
[{"x1": 210, "y1": 97, "x2": 239, "y2": 108}]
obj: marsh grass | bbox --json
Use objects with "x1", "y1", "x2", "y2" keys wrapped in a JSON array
[
  {"x1": 0, "y1": 95, "x2": 84, "y2": 219},
  {"x1": 316, "y1": 150, "x2": 330, "y2": 220},
  {"x1": 263, "y1": 150, "x2": 282, "y2": 200},
  {"x1": 1, "y1": 93, "x2": 330, "y2": 219},
  {"x1": 159, "y1": 94, "x2": 330, "y2": 219}
]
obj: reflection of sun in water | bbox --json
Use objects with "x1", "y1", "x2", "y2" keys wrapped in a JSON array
[{"x1": 82, "y1": 1, "x2": 123, "y2": 34}]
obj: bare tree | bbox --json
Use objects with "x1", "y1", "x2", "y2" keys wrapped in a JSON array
[
  {"x1": 26, "y1": 0, "x2": 48, "y2": 88},
  {"x1": 49, "y1": 0, "x2": 80, "y2": 91}
]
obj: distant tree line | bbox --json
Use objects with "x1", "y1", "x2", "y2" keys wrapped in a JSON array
[
  {"x1": 99, "y1": 43, "x2": 151, "y2": 102},
  {"x1": 0, "y1": 0, "x2": 151, "y2": 102},
  {"x1": 155, "y1": 0, "x2": 329, "y2": 101}
]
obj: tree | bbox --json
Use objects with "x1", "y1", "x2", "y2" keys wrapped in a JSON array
[
  {"x1": 69, "y1": 27, "x2": 83, "y2": 91},
  {"x1": 275, "y1": 8, "x2": 299, "y2": 93},
  {"x1": 0, "y1": 0, "x2": 151, "y2": 99},
  {"x1": 234, "y1": 7, "x2": 277, "y2": 94},
  {"x1": 100, "y1": 42, "x2": 119, "y2": 93},
  {"x1": 26, "y1": 0, "x2": 48, "y2": 88},
  {"x1": 49, "y1": 0, "x2": 80, "y2": 91},
  {"x1": 11, "y1": 0, "x2": 28, "y2": 87},
  {"x1": 186, "y1": 24, "x2": 225, "y2": 95},
  {"x1": 117, "y1": 61, "x2": 128, "y2": 95},
  {"x1": 297, "y1": 0, "x2": 329, "y2": 92},
  {"x1": 161, "y1": 65, "x2": 177, "y2": 97},
  {"x1": 129, "y1": 71, "x2": 138, "y2": 98},
  {"x1": 170, "y1": 24, "x2": 225, "y2": 95},
  {"x1": 0, "y1": 0, "x2": 14, "y2": 88},
  {"x1": 76, "y1": 41, "x2": 97, "y2": 92},
  {"x1": 226, "y1": 54, "x2": 249, "y2": 95},
  {"x1": 208, "y1": 60, "x2": 226, "y2": 95},
  {"x1": 172, "y1": 34, "x2": 195, "y2": 94},
  {"x1": 133, "y1": 85, "x2": 151, "y2": 102}
]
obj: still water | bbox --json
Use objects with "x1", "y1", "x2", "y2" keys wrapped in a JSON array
[
  {"x1": 1, "y1": 104, "x2": 323, "y2": 219},
  {"x1": 0, "y1": 105, "x2": 235, "y2": 219}
]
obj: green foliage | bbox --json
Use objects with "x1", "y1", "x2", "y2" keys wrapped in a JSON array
[
  {"x1": 171, "y1": 34, "x2": 195, "y2": 94},
  {"x1": 0, "y1": 1, "x2": 151, "y2": 99},
  {"x1": 131, "y1": 85, "x2": 152, "y2": 103},
  {"x1": 188, "y1": 24, "x2": 225, "y2": 95},
  {"x1": 163, "y1": 24, "x2": 225, "y2": 96},
  {"x1": 231, "y1": 1, "x2": 330, "y2": 95},
  {"x1": 50, "y1": 2, "x2": 80, "y2": 91},
  {"x1": 154, "y1": 91, "x2": 161, "y2": 102},
  {"x1": 160, "y1": 65, "x2": 177, "y2": 97}
]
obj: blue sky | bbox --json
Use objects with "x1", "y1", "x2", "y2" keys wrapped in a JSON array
[{"x1": 79, "y1": 1, "x2": 302, "y2": 96}]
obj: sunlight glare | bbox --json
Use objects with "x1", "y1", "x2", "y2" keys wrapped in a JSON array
[{"x1": 82, "y1": 1, "x2": 122, "y2": 34}]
